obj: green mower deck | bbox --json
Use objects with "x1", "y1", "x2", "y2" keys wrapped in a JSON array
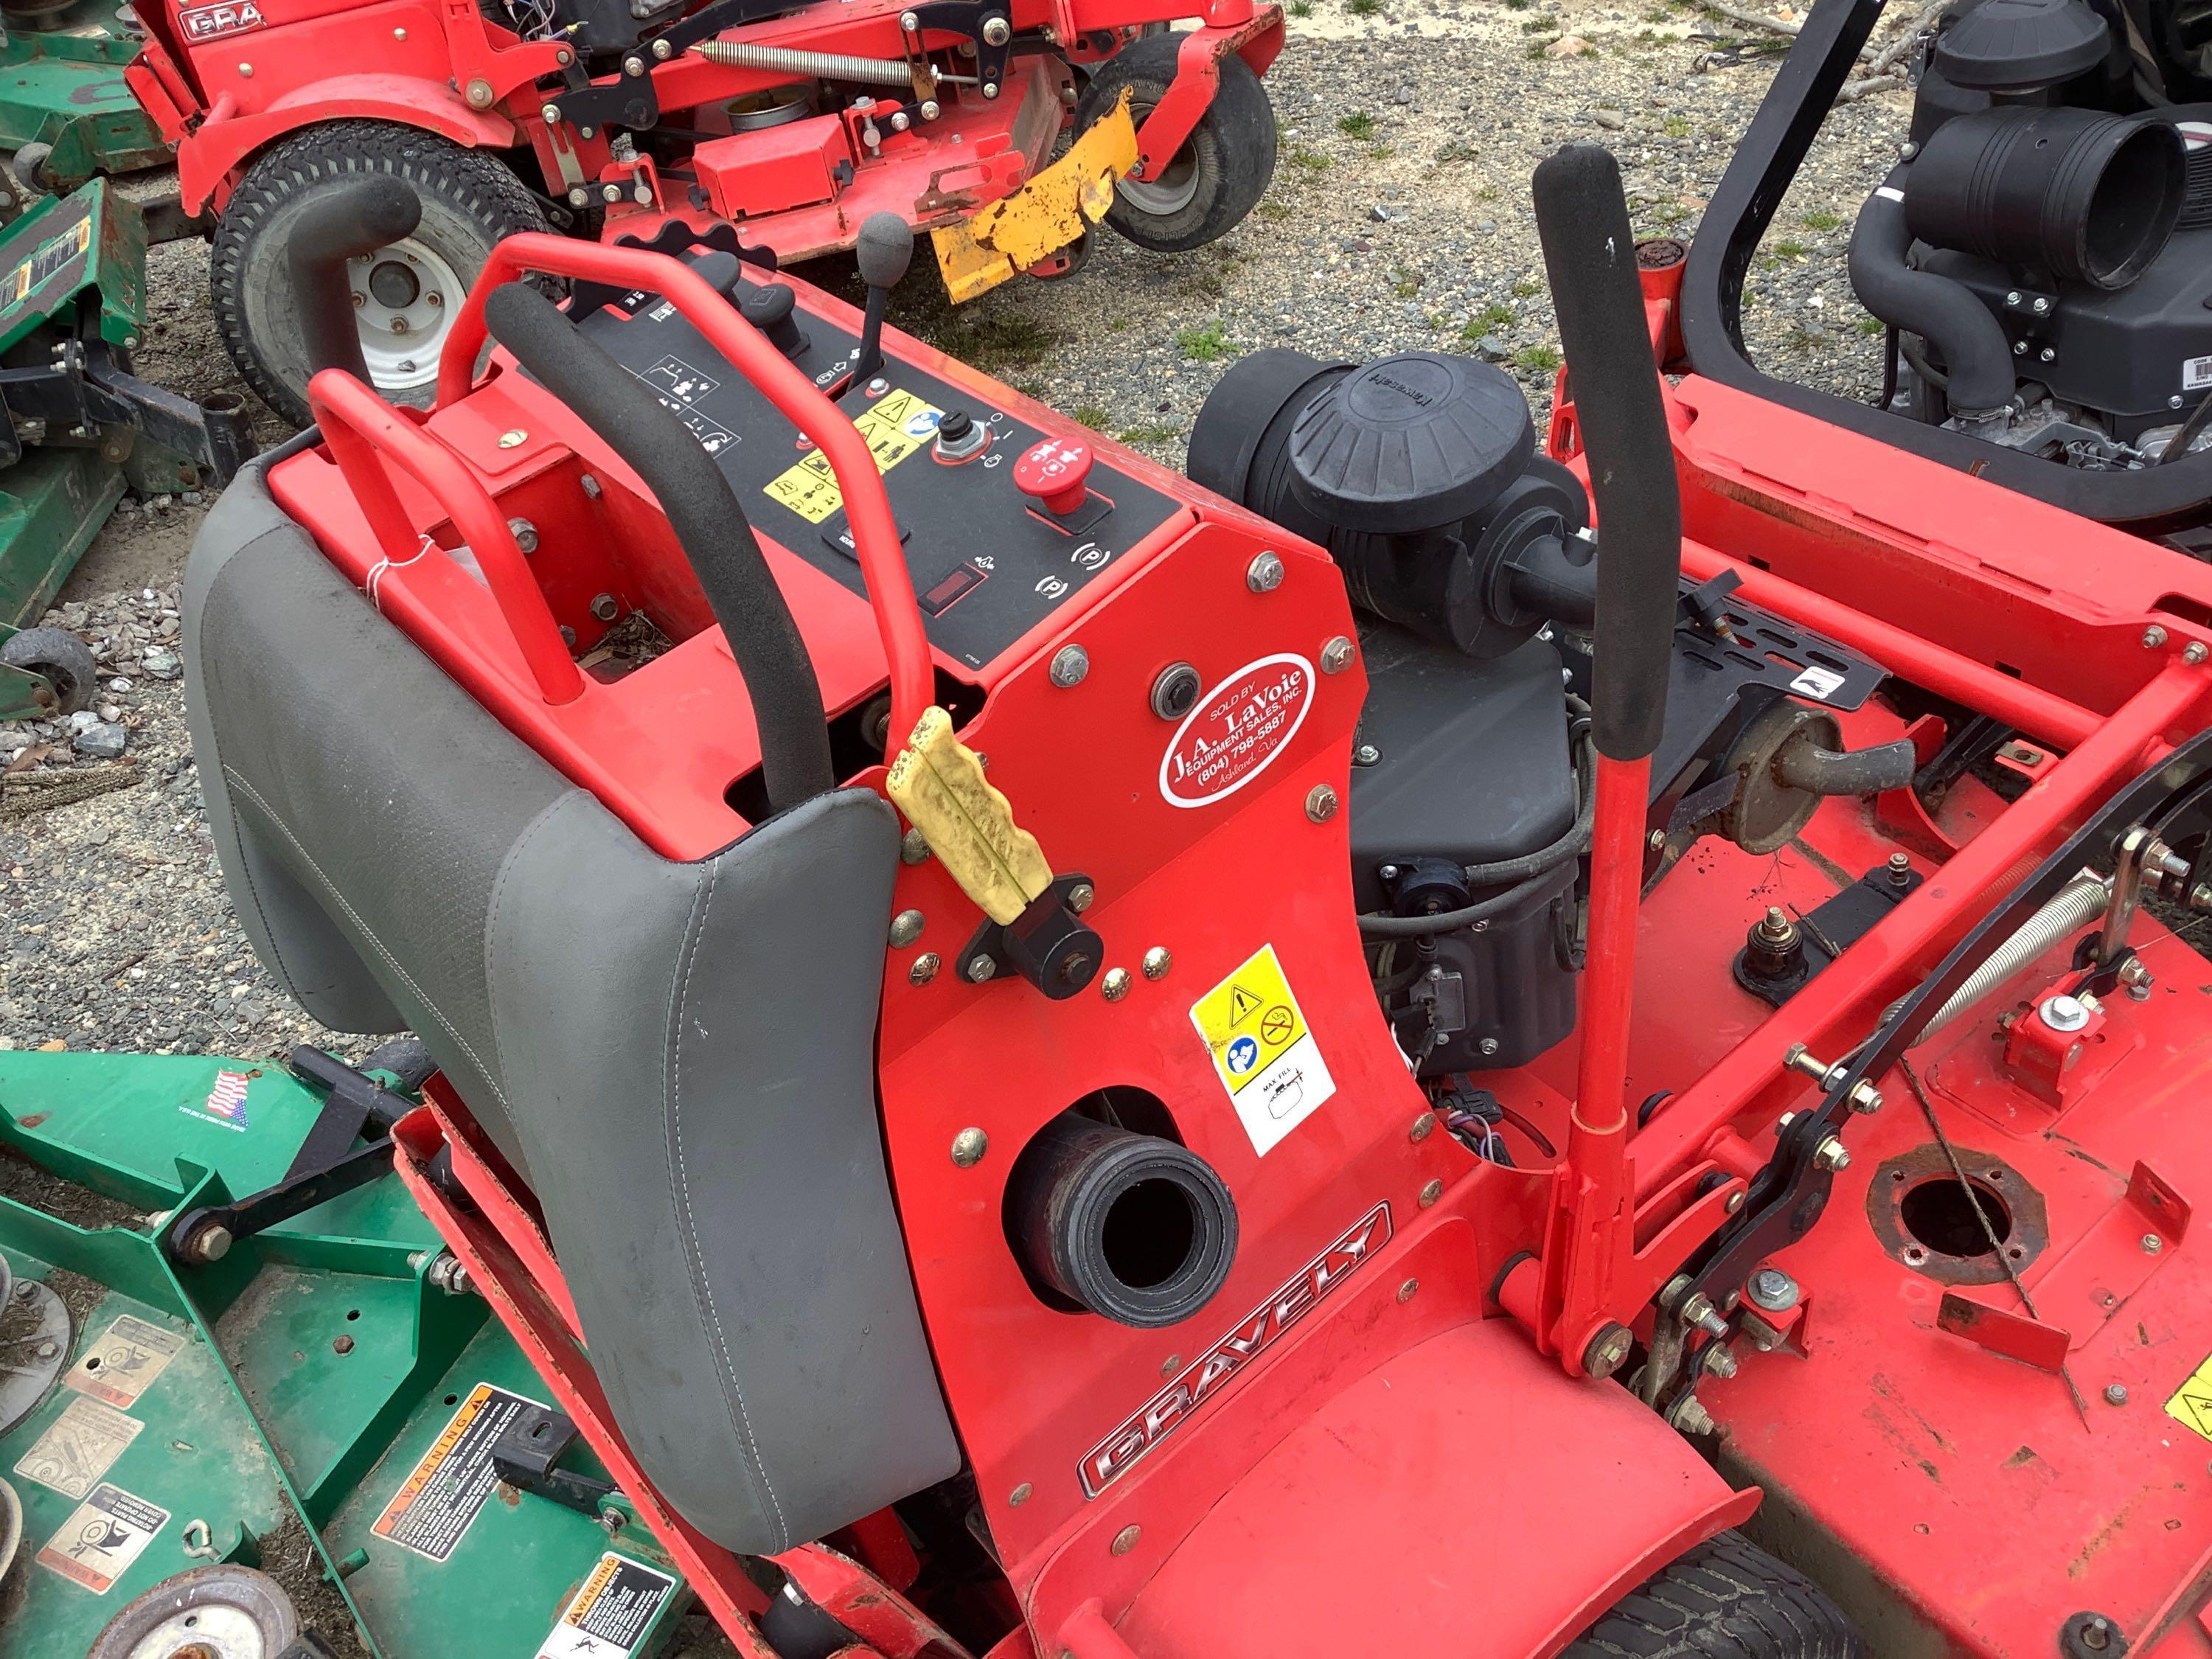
[
  {"x1": 0, "y1": 3, "x2": 170, "y2": 192},
  {"x1": 0, "y1": 1052, "x2": 695, "y2": 1657}
]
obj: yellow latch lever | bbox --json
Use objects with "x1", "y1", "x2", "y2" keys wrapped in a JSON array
[
  {"x1": 886, "y1": 706, "x2": 1103, "y2": 998},
  {"x1": 886, "y1": 706, "x2": 1054, "y2": 925}
]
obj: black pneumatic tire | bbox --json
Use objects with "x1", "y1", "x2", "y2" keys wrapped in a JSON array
[
  {"x1": 211, "y1": 121, "x2": 550, "y2": 426},
  {"x1": 1562, "y1": 1531, "x2": 1864, "y2": 1659},
  {"x1": 1, "y1": 626, "x2": 99, "y2": 716},
  {"x1": 1075, "y1": 35, "x2": 1277, "y2": 253}
]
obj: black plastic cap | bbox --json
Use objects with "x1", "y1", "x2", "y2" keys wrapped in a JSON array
[
  {"x1": 1932, "y1": 0, "x2": 2109, "y2": 92},
  {"x1": 1286, "y1": 352, "x2": 1535, "y2": 535}
]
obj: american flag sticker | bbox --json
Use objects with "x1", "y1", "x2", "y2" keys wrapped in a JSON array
[{"x1": 182, "y1": 1070, "x2": 251, "y2": 1133}]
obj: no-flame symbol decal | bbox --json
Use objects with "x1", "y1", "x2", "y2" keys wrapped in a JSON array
[{"x1": 1158, "y1": 653, "x2": 1315, "y2": 809}]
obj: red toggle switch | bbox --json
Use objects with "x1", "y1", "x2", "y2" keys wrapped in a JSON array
[{"x1": 1014, "y1": 437, "x2": 1093, "y2": 516}]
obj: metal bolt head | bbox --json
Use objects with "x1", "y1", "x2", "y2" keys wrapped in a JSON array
[
  {"x1": 2104, "y1": 1382, "x2": 2129, "y2": 1406},
  {"x1": 1747, "y1": 1267, "x2": 1800, "y2": 1312},
  {"x1": 965, "y1": 952, "x2": 998, "y2": 984},
  {"x1": 2005, "y1": 290, "x2": 2022, "y2": 306},
  {"x1": 1397, "y1": 1277, "x2": 1419, "y2": 1304},
  {"x1": 568, "y1": 187, "x2": 591, "y2": 208},
  {"x1": 1649, "y1": 829, "x2": 1668, "y2": 851},
  {"x1": 1417, "y1": 1178, "x2": 1444, "y2": 1208},
  {"x1": 919, "y1": 99, "x2": 941, "y2": 120},
  {"x1": 654, "y1": 37, "x2": 673, "y2": 57},
  {"x1": 1813, "y1": 1135, "x2": 1851, "y2": 1172},
  {"x1": 909, "y1": 951, "x2": 942, "y2": 987},
  {"x1": 2143, "y1": 1233, "x2": 2164, "y2": 1254},
  {"x1": 1142, "y1": 946, "x2": 1172, "y2": 981},
  {"x1": 984, "y1": 15, "x2": 1011, "y2": 43},
  {"x1": 2144, "y1": 625, "x2": 2171, "y2": 650},
  {"x1": 1305, "y1": 784, "x2": 1339, "y2": 823},
  {"x1": 189, "y1": 1223, "x2": 232, "y2": 1264},
  {"x1": 2187, "y1": 641, "x2": 2209, "y2": 666},
  {"x1": 507, "y1": 517, "x2": 540, "y2": 554},
  {"x1": 2041, "y1": 993, "x2": 2091, "y2": 1032},
  {"x1": 1321, "y1": 635, "x2": 1355, "y2": 674},
  {"x1": 1009, "y1": 1482, "x2": 1032, "y2": 1506},
  {"x1": 1160, "y1": 1352, "x2": 1182, "y2": 1377},
  {"x1": 1049, "y1": 644, "x2": 1090, "y2": 688},
  {"x1": 333, "y1": 1335, "x2": 355, "y2": 1355},
  {"x1": 950, "y1": 1127, "x2": 989, "y2": 1167},
  {"x1": 32, "y1": 1338, "x2": 58, "y2": 1360},
  {"x1": 1583, "y1": 1323, "x2": 1634, "y2": 1379},
  {"x1": 1245, "y1": 551, "x2": 1286, "y2": 594},
  {"x1": 1110, "y1": 1524, "x2": 1141, "y2": 1556},
  {"x1": 2032, "y1": 296, "x2": 2051, "y2": 315},
  {"x1": 1478, "y1": 1036, "x2": 1500, "y2": 1057},
  {"x1": 1888, "y1": 850, "x2": 1912, "y2": 884},
  {"x1": 888, "y1": 908, "x2": 925, "y2": 947},
  {"x1": 1410, "y1": 1110, "x2": 1436, "y2": 1143},
  {"x1": 498, "y1": 429, "x2": 528, "y2": 449},
  {"x1": 590, "y1": 593, "x2": 621, "y2": 622},
  {"x1": 2039, "y1": 347, "x2": 2056, "y2": 364},
  {"x1": 900, "y1": 8, "x2": 919, "y2": 25},
  {"x1": 602, "y1": 183, "x2": 625, "y2": 204},
  {"x1": 900, "y1": 828, "x2": 932, "y2": 864},
  {"x1": 1101, "y1": 967, "x2": 1133, "y2": 1002},
  {"x1": 465, "y1": 76, "x2": 494, "y2": 108},
  {"x1": 1353, "y1": 743, "x2": 1381, "y2": 766},
  {"x1": 1068, "y1": 881, "x2": 1096, "y2": 913}
]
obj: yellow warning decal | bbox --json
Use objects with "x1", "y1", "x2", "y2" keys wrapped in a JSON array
[
  {"x1": 2165, "y1": 1352, "x2": 2212, "y2": 1441},
  {"x1": 762, "y1": 386, "x2": 942, "y2": 524},
  {"x1": 7, "y1": 215, "x2": 90, "y2": 308},
  {"x1": 1190, "y1": 945, "x2": 1335, "y2": 1157}
]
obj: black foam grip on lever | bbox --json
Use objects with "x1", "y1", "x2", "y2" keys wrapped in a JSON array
[
  {"x1": 286, "y1": 176, "x2": 422, "y2": 386},
  {"x1": 1531, "y1": 145, "x2": 1682, "y2": 763},
  {"x1": 483, "y1": 282, "x2": 836, "y2": 815}
]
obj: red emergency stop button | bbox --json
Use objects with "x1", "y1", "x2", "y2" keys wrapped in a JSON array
[{"x1": 1014, "y1": 437, "x2": 1093, "y2": 516}]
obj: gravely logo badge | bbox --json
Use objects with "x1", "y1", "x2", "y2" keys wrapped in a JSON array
[
  {"x1": 1158, "y1": 652, "x2": 1314, "y2": 809},
  {"x1": 180, "y1": 2, "x2": 265, "y2": 40},
  {"x1": 1079, "y1": 1203, "x2": 1392, "y2": 1498}
]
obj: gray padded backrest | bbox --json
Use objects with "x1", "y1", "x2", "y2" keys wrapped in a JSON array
[{"x1": 184, "y1": 456, "x2": 961, "y2": 1551}]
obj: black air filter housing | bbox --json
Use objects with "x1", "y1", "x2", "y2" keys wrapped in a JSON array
[
  {"x1": 1286, "y1": 353, "x2": 1537, "y2": 534},
  {"x1": 1930, "y1": 0, "x2": 2110, "y2": 91}
]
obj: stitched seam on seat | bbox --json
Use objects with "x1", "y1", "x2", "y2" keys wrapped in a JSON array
[
  {"x1": 481, "y1": 792, "x2": 575, "y2": 1103},
  {"x1": 665, "y1": 858, "x2": 790, "y2": 1543},
  {"x1": 223, "y1": 765, "x2": 512, "y2": 1119},
  {"x1": 192, "y1": 560, "x2": 310, "y2": 1001}
]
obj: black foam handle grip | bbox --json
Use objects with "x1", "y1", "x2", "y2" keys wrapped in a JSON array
[
  {"x1": 483, "y1": 282, "x2": 836, "y2": 815},
  {"x1": 1531, "y1": 145, "x2": 1682, "y2": 762},
  {"x1": 287, "y1": 176, "x2": 422, "y2": 386}
]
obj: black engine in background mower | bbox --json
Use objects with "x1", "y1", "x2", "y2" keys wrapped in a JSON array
[{"x1": 1192, "y1": 347, "x2": 1905, "y2": 1077}]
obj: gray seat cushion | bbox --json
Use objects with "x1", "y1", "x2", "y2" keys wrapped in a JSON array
[{"x1": 184, "y1": 453, "x2": 961, "y2": 1551}]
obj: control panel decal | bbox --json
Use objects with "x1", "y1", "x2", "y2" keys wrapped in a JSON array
[
  {"x1": 1159, "y1": 653, "x2": 1316, "y2": 810},
  {"x1": 764, "y1": 387, "x2": 942, "y2": 524}
]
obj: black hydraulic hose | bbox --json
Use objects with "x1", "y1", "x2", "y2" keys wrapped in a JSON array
[
  {"x1": 1846, "y1": 167, "x2": 2016, "y2": 417},
  {"x1": 1531, "y1": 143, "x2": 1681, "y2": 766},
  {"x1": 1773, "y1": 734, "x2": 1919, "y2": 797},
  {"x1": 483, "y1": 282, "x2": 835, "y2": 815},
  {"x1": 288, "y1": 176, "x2": 422, "y2": 386}
]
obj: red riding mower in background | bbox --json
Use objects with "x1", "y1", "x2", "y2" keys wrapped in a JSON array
[
  {"x1": 124, "y1": 0, "x2": 1281, "y2": 425},
  {"x1": 183, "y1": 135, "x2": 2212, "y2": 1658}
]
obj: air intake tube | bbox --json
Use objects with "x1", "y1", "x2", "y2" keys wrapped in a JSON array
[
  {"x1": 1005, "y1": 1114, "x2": 1237, "y2": 1328},
  {"x1": 1848, "y1": 165, "x2": 2018, "y2": 420}
]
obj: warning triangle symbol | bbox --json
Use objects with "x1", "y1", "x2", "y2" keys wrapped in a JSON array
[
  {"x1": 1228, "y1": 985, "x2": 1263, "y2": 1025},
  {"x1": 2183, "y1": 1394, "x2": 2212, "y2": 1436}
]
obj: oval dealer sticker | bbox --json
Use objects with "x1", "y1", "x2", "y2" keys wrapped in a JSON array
[{"x1": 1158, "y1": 653, "x2": 1315, "y2": 809}]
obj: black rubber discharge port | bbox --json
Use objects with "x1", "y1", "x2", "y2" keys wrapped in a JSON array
[
  {"x1": 1189, "y1": 349, "x2": 1593, "y2": 658},
  {"x1": 1905, "y1": 105, "x2": 2186, "y2": 290},
  {"x1": 1005, "y1": 1113, "x2": 1237, "y2": 1327}
]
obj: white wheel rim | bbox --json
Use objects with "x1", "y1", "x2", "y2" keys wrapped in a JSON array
[{"x1": 347, "y1": 237, "x2": 465, "y2": 396}]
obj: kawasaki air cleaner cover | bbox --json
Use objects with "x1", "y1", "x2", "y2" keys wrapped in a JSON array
[
  {"x1": 1287, "y1": 352, "x2": 1536, "y2": 535},
  {"x1": 1931, "y1": 0, "x2": 2110, "y2": 92}
]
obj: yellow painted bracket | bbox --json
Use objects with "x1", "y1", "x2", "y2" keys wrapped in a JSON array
[
  {"x1": 886, "y1": 706, "x2": 1054, "y2": 925},
  {"x1": 930, "y1": 89, "x2": 1139, "y2": 304}
]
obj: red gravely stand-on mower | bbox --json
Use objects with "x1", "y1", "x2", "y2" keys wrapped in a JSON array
[
  {"x1": 177, "y1": 131, "x2": 2212, "y2": 1656},
  {"x1": 119, "y1": 0, "x2": 1282, "y2": 427}
]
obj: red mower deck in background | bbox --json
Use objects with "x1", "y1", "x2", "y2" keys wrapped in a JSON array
[
  {"x1": 125, "y1": 0, "x2": 1281, "y2": 425},
  {"x1": 179, "y1": 135, "x2": 2212, "y2": 1659}
]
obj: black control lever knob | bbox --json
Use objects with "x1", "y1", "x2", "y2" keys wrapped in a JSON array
[
  {"x1": 737, "y1": 281, "x2": 810, "y2": 360},
  {"x1": 852, "y1": 210, "x2": 914, "y2": 385}
]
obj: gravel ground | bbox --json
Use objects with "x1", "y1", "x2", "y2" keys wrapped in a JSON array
[{"x1": 0, "y1": 0, "x2": 1922, "y2": 1062}]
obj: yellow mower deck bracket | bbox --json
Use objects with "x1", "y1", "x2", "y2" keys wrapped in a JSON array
[{"x1": 931, "y1": 90, "x2": 1139, "y2": 305}]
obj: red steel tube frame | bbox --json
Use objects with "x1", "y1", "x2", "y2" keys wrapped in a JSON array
[
  {"x1": 435, "y1": 234, "x2": 933, "y2": 762},
  {"x1": 306, "y1": 370, "x2": 585, "y2": 706}
]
